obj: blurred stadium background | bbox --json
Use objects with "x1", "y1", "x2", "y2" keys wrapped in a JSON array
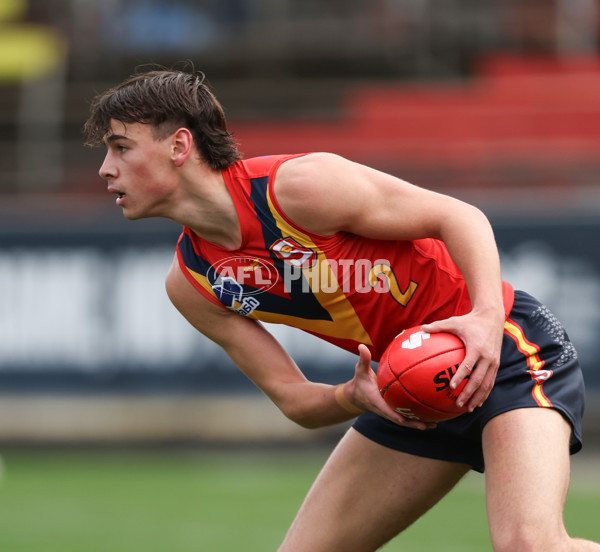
[{"x1": 0, "y1": 1, "x2": 599, "y2": 548}]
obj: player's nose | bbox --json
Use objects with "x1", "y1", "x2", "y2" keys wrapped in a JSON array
[{"x1": 99, "y1": 153, "x2": 116, "y2": 181}]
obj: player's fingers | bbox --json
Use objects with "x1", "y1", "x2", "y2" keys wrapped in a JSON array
[
  {"x1": 354, "y1": 344, "x2": 372, "y2": 376},
  {"x1": 456, "y1": 360, "x2": 495, "y2": 410},
  {"x1": 421, "y1": 319, "x2": 455, "y2": 334},
  {"x1": 397, "y1": 418, "x2": 433, "y2": 431},
  {"x1": 380, "y1": 405, "x2": 433, "y2": 430},
  {"x1": 450, "y1": 356, "x2": 475, "y2": 391},
  {"x1": 465, "y1": 364, "x2": 496, "y2": 411}
]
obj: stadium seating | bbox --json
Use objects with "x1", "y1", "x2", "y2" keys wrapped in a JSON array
[{"x1": 231, "y1": 55, "x2": 600, "y2": 189}]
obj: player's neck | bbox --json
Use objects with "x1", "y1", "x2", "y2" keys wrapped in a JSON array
[{"x1": 173, "y1": 167, "x2": 242, "y2": 250}]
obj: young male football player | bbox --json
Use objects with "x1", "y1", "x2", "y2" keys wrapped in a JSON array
[{"x1": 84, "y1": 69, "x2": 599, "y2": 551}]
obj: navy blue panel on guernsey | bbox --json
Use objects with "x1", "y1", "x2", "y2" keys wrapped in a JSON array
[
  {"x1": 178, "y1": 232, "x2": 213, "y2": 276},
  {"x1": 246, "y1": 175, "x2": 334, "y2": 321},
  {"x1": 176, "y1": 176, "x2": 333, "y2": 321}
]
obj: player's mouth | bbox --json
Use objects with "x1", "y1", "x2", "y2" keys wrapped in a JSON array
[{"x1": 108, "y1": 186, "x2": 127, "y2": 206}]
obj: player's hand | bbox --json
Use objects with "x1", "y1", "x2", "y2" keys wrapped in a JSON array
[
  {"x1": 422, "y1": 309, "x2": 504, "y2": 412},
  {"x1": 346, "y1": 344, "x2": 436, "y2": 430}
]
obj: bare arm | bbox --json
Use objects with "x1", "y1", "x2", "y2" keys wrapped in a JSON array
[
  {"x1": 165, "y1": 257, "x2": 424, "y2": 429},
  {"x1": 275, "y1": 153, "x2": 506, "y2": 411}
]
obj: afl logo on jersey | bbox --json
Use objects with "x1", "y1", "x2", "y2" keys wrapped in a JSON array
[
  {"x1": 271, "y1": 237, "x2": 317, "y2": 268},
  {"x1": 208, "y1": 256, "x2": 279, "y2": 298}
]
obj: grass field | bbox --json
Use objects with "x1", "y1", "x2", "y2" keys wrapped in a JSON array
[{"x1": 0, "y1": 447, "x2": 597, "y2": 552}]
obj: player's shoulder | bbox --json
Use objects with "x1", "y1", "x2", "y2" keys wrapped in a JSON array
[
  {"x1": 275, "y1": 152, "x2": 352, "y2": 200},
  {"x1": 272, "y1": 153, "x2": 367, "y2": 236},
  {"x1": 277, "y1": 152, "x2": 348, "y2": 178}
]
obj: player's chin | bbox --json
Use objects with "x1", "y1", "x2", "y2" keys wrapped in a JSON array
[
  {"x1": 122, "y1": 202, "x2": 163, "y2": 221},
  {"x1": 123, "y1": 211, "x2": 143, "y2": 220},
  {"x1": 121, "y1": 206, "x2": 147, "y2": 221}
]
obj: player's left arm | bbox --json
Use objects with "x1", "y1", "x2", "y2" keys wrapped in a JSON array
[
  {"x1": 274, "y1": 152, "x2": 506, "y2": 412},
  {"x1": 165, "y1": 256, "x2": 425, "y2": 429}
]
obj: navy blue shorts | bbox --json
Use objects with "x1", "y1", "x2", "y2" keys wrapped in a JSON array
[{"x1": 352, "y1": 290, "x2": 585, "y2": 473}]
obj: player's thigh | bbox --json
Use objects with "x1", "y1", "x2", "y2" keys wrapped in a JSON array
[
  {"x1": 280, "y1": 427, "x2": 470, "y2": 552},
  {"x1": 483, "y1": 408, "x2": 573, "y2": 550}
]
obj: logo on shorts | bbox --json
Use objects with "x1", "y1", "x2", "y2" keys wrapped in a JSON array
[{"x1": 529, "y1": 369, "x2": 553, "y2": 383}]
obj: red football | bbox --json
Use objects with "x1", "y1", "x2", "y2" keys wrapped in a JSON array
[{"x1": 377, "y1": 326, "x2": 468, "y2": 423}]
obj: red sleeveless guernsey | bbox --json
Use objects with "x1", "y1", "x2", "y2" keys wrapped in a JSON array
[{"x1": 176, "y1": 154, "x2": 514, "y2": 361}]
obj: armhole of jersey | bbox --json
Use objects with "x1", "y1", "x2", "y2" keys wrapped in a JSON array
[
  {"x1": 502, "y1": 280, "x2": 515, "y2": 319},
  {"x1": 266, "y1": 153, "x2": 347, "y2": 245},
  {"x1": 175, "y1": 232, "x2": 228, "y2": 310}
]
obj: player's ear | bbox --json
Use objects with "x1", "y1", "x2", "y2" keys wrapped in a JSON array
[{"x1": 171, "y1": 128, "x2": 193, "y2": 167}]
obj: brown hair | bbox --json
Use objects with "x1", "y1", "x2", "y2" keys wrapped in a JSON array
[{"x1": 83, "y1": 68, "x2": 242, "y2": 170}]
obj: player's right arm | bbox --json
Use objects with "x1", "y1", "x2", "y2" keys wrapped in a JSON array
[{"x1": 165, "y1": 256, "x2": 425, "y2": 430}]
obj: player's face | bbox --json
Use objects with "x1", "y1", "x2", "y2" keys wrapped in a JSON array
[{"x1": 99, "y1": 120, "x2": 177, "y2": 220}]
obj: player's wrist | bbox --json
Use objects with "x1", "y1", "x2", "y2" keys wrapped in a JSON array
[{"x1": 334, "y1": 383, "x2": 365, "y2": 416}]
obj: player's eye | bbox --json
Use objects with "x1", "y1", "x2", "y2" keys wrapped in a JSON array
[{"x1": 117, "y1": 144, "x2": 128, "y2": 153}]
